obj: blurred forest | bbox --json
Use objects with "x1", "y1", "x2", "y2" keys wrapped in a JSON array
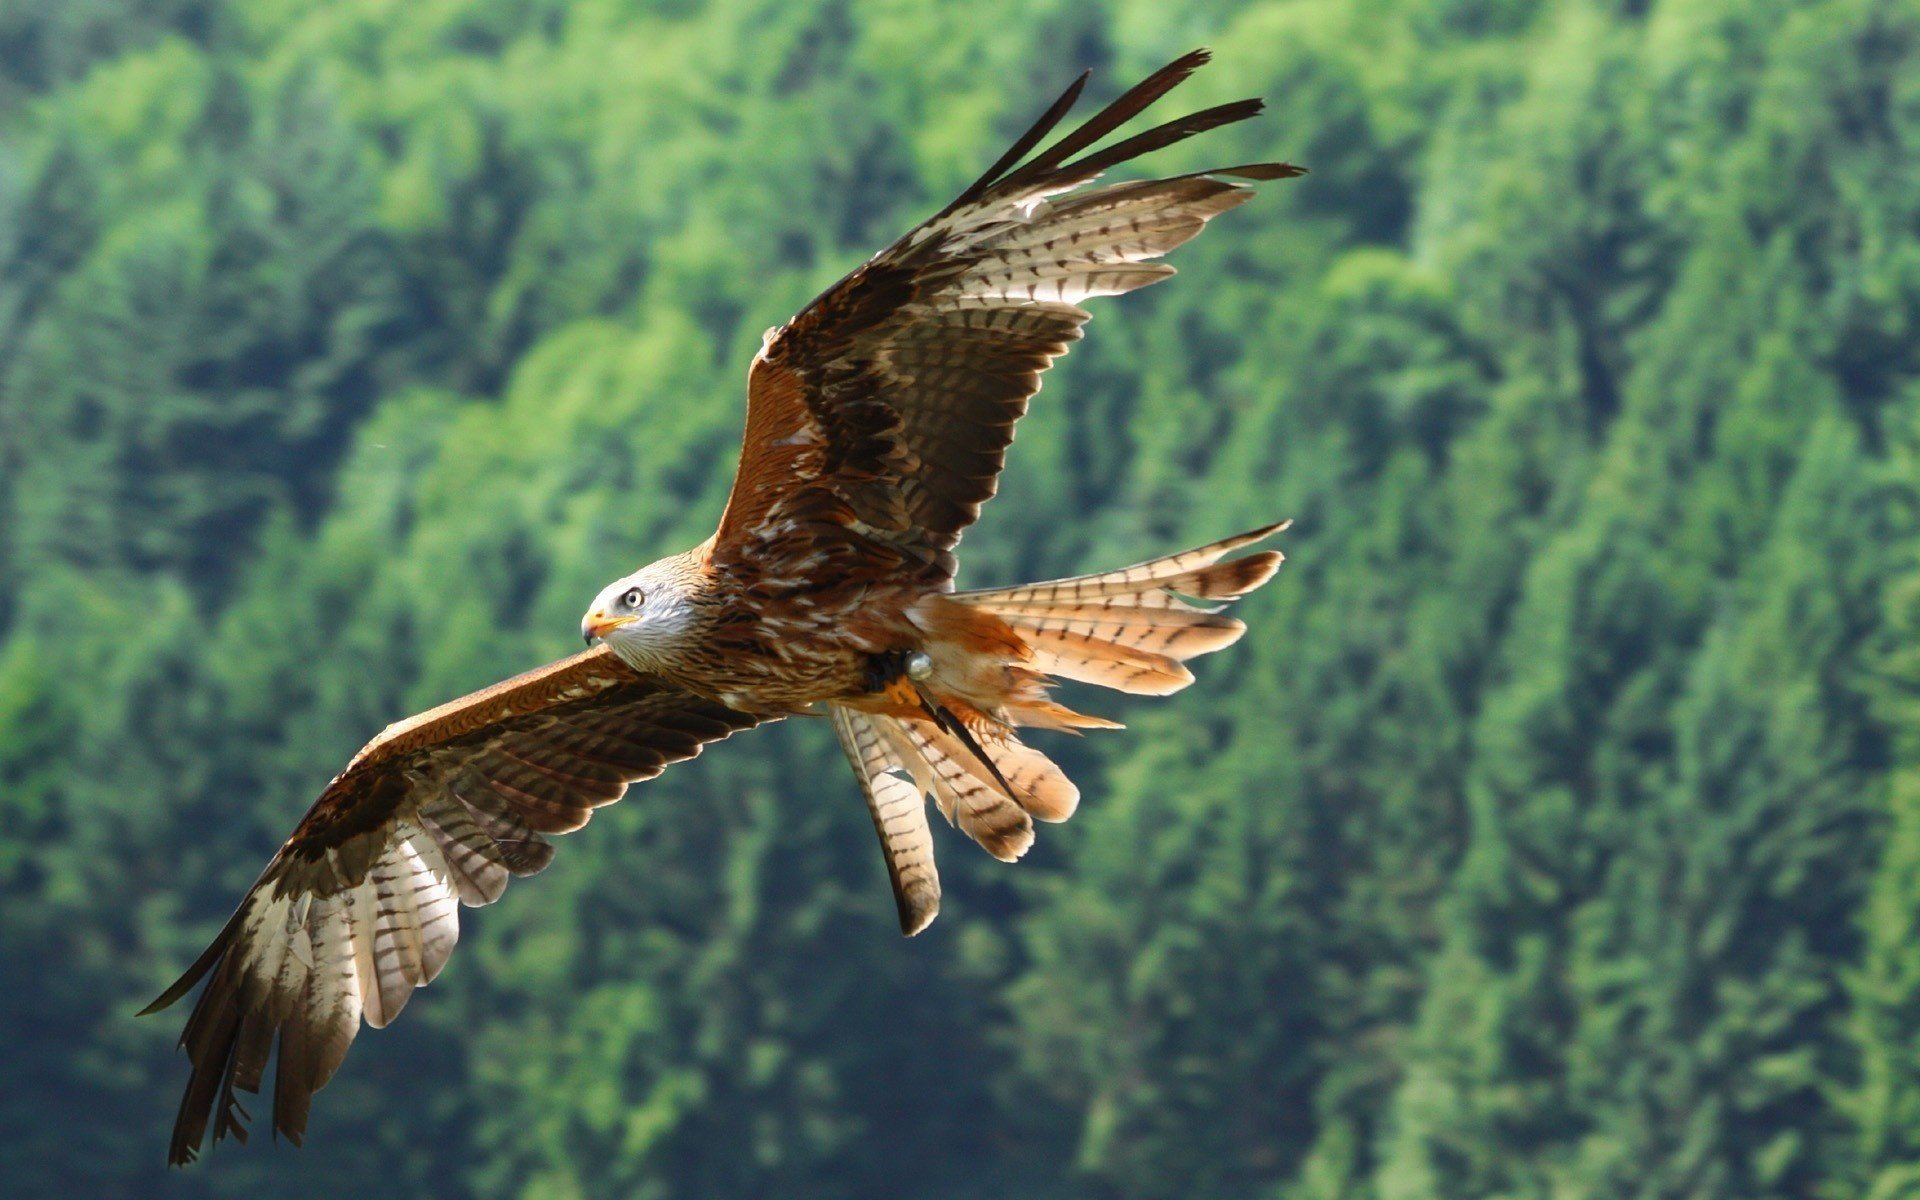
[{"x1": 4, "y1": 0, "x2": 1920, "y2": 1196}]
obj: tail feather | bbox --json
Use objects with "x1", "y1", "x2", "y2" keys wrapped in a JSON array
[
  {"x1": 1005, "y1": 691, "x2": 1127, "y2": 733},
  {"x1": 1164, "y1": 550, "x2": 1285, "y2": 601},
  {"x1": 893, "y1": 718, "x2": 1034, "y2": 863},
  {"x1": 960, "y1": 521, "x2": 1287, "y2": 698},
  {"x1": 1020, "y1": 629, "x2": 1195, "y2": 696},
  {"x1": 958, "y1": 520, "x2": 1287, "y2": 607},
  {"x1": 832, "y1": 707, "x2": 941, "y2": 936},
  {"x1": 980, "y1": 603, "x2": 1249, "y2": 656},
  {"x1": 980, "y1": 733, "x2": 1079, "y2": 822},
  {"x1": 830, "y1": 703, "x2": 1081, "y2": 931},
  {"x1": 834, "y1": 522, "x2": 1288, "y2": 935}
]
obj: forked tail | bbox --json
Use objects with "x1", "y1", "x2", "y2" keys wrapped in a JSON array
[{"x1": 833, "y1": 522, "x2": 1287, "y2": 934}]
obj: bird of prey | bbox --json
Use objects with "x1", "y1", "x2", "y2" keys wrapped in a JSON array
[{"x1": 145, "y1": 48, "x2": 1300, "y2": 1164}]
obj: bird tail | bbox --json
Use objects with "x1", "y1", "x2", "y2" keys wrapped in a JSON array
[
  {"x1": 956, "y1": 519, "x2": 1287, "y2": 706},
  {"x1": 834, "y1": 522, "x2": 1287, "y2": 935},
  {"x1": 833, "y1": 703, "x2": 1064, "y2": 935}
]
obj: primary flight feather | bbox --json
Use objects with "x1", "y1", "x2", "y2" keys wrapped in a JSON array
[{"x1": 145, "y1": 48, "x2": 1300, "y2": 1164}]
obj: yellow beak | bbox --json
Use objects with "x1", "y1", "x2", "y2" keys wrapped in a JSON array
[{"x1": 581, "y1": 611, "x2": 638, "y2": 643}]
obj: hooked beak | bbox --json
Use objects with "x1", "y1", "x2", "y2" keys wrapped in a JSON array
[{"x1": 581, "y1": 611, "x2": 637, "y2": 643}]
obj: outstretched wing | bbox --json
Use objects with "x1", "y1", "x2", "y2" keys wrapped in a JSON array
[
  {"x1": 713, "y1": 49, "x2": 1301, "y2": 585},
  {"x1": 142, "y1": 647, "x2": 760, "y2": 1164}
]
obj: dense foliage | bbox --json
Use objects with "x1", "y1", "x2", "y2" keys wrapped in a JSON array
[{"x1": 4, "y1": 0, "x2": 1919, "y2": 1195}]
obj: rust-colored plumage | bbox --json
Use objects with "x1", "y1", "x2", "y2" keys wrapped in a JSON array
[{"x1": 148, "y1": 49, "x2": 1300, "y2": 1164}]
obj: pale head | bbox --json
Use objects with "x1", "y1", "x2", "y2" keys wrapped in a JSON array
[{"x1": 580, "y1": 551, "x2": 709, "y2": 671}]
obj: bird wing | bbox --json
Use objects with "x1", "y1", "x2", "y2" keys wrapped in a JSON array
[
  {"x1": 141, "y1": 646, "x2": 760, "y2": 1164},
  {"x1": 711, "y1": 49, "x2": 1301, "y2": 585}
]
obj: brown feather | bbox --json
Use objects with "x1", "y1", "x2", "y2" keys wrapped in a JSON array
[
  {"x1": 963, "y1": 523, "x2": 1289, "y2": 711},
  {"x1": 710, "y1": 53, "x2": 1299, "y2": 588},
  {"x1": 145, "y1": 650, "x2": 759, "y2": 1164},
  {"x1": 152, "y1": 54, "x2": 1301, "y2": 1164},
  {"x1": 831, "y1": 706, "x2": 943, "y2": 935}
]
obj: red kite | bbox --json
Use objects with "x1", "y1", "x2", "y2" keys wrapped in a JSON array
[{"x1": 146, "y1": 48, "x2": 1299, "y2": 1164}]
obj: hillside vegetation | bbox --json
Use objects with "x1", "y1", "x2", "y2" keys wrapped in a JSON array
[{"x1": 3, "y1": 1, "x2": 1919, "y2": 1196}]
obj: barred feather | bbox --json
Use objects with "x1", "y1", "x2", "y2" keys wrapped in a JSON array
[
  {"x1": 152, "y1": 49, "x2": 1299, "y2": 1165},
  {"x1": 980, "y1": 732, "x2": 1079, "y2": 822},
  {"x1": 144, "y1": 649, "x2": 759, "y2": 1163},
  {"x1": 715, "y1": 48, "x2": 1301, "y2": 585},
  {"x1": 892, "y1": 717, "x2": 1033, "y2": 862},
  {"x1": 832, "y1": 706, "x2": 943, "y2": 935},
  {"x1": 960, "y1": 523, "x2": 1288, "y2": 699},
  {"x1": 960, "y1": 522, "x2": 1289, "y2": 607}
]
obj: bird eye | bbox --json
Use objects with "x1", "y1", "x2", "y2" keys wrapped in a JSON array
[{"x1": 621, "y1": 588, "x2": 644, "y2": 610}]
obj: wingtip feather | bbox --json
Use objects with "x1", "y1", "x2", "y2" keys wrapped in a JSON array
[{"x1": 1220, "y1": 162, "x2": 1308, "y2": 180}]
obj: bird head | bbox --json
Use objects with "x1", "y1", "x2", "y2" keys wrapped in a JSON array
[{"x1": 581, "y1": 554, "x2": 706, "y2": 669}]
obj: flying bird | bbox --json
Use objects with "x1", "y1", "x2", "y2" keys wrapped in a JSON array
[{"x1": 145, "y1": 49, "x2": 1300, "y2": 1164}]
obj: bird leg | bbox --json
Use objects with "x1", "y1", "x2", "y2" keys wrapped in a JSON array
[{"x1": 863, "y1": 649, "x2": 1019, "y2": 801}]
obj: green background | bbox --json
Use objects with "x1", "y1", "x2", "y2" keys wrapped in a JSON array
[{"x1": 4, "y1": 0, "x2": 1919, "y2": 1196}]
